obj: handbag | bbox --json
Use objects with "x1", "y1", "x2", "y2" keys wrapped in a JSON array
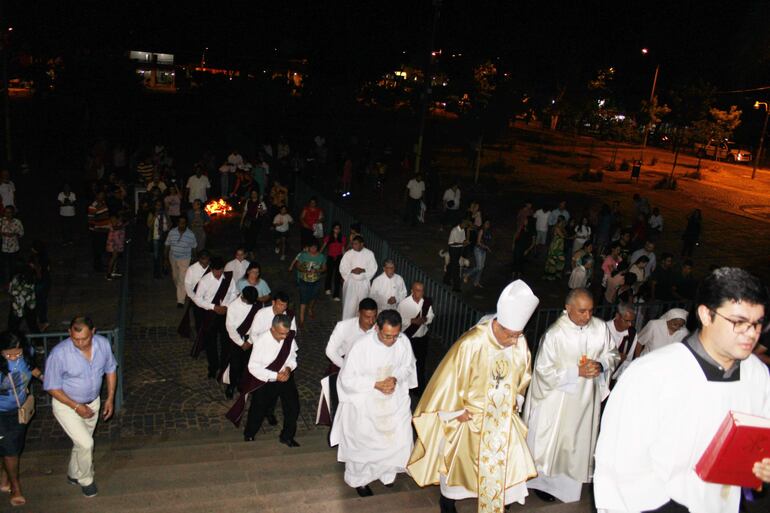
[
  {"x1": 8, "y1": 373, "x2": 35, "y2": 424},
  {"x1": 312, "y1": 222, "x2": 324, "y2": 239}
]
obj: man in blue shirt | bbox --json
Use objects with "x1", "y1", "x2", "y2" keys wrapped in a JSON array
[
  {"x1": 44, "y1": 316, "x2": 117, "y2": 498},
  {"x1": 165, "y1": 217, "x2": 198, "y2": 308}
]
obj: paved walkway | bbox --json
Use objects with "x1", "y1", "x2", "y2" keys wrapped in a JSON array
[{"x1": 25, "y1": 207, "x2": 446, "y2": 450}]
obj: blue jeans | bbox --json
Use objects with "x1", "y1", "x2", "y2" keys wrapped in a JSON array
[{"x1": 465, "y1": 247, "x2": 487, "y2": 285}]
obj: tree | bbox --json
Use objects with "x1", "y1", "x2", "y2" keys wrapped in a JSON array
[{"x1": 691, "y1": 105, "x2": 743, "y2": 147}]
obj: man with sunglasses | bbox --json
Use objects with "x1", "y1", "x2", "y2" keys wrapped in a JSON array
[{"x1": 595, "y1": 267, "x2": 770, "y2": 513}]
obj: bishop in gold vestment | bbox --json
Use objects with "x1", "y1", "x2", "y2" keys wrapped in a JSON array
[{"x1": 408, "y1": 280, "x2": 540, "y2": 513}]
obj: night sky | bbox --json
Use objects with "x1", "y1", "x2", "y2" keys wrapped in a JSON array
[{"x1": 7, "y1": 0, "x2": 770, "y2": 98}]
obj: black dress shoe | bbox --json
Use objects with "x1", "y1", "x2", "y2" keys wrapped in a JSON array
[
  {"x1": 439, "y1": 495, "x2": 457, "y2": 513},
  {"x1": 355, "y1": 485, "x2": 374, "y2": 497},
  {"x1": 279, "y1": 437, "x2": 300, "y2": 447},
  {"x1": 266, "y1": 414, "x2": 278, "y2": 426},
  {"x1": 534, "y1": 490, "x2": 556, "y2": 502},
  {"x1": 244, "y1": 435, "x2": 255, "y2": 442}
]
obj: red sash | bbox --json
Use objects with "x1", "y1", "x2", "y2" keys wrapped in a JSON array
[
  {"x1": 190, "y1": 272, "x2": 234, "y2": 358},
  {"x1": 177, "y1": 267, "x2": 211, "y2": 338},
  {"x1": 217, "y1": 303, "x2": 263, "y2": 382},
  {"x1": 225, "y1": 329, "x2": 296, "y2": 427},
  {"x1": 402, "y1": 297, "x2": 432, "y2": 338}
]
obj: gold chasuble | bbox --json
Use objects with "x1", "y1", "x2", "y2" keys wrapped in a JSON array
[{"x1": 408, "y1": 319, "x2": 536, "y2": 513}]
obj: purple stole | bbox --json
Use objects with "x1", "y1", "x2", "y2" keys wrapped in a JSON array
[
  {"x1": 190, "y1": 271, "x2": 233, "y2": 358},
  {"x1": 216, "y1": 302, "x2": 262, "y2": 383},
  {"x1": 225, "y1": 329, "x2": 296, "y2": 427},
  {"x1": 402, "y1": 297, "x2": 432, "y2": 338},
  {"x1": 316, "y1": 362, "x2": 341, "y2": 426},
  {"x1": 177, "y1": 266, "x2": 211, "y2": 338}
]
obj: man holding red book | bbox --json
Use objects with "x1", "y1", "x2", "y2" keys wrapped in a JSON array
[{"x1": 594, "y1": 267, "x2": 770, "y2": 513}]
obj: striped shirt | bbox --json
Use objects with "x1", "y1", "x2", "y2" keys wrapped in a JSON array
[
  {"x1": 87, "y1": 202, "x2": 111, "y2": 232},
  {"x1": 165, "y1": 228, "x2": 197, "y2": 260}
]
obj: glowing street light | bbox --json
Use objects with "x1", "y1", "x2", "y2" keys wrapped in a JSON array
[
  {"x1": 640, "y1": 48, "x2": 660, "y2": 160},
  {"x1": 752, "y1": 101, "x2": 769, "y2": 180}
]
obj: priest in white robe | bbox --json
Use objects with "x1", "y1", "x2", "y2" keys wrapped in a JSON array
[
  {"x1": 330, "y1": 309, "x2": 417, "y2": 497},
  {"x1": 523, "y1": 288, "x2": 619, "y2": 504},
  {"x1": 409, "y1": 280, "x2": 541, "y2": 513},
  {"x1": 370, "y1": 259, "x2": 407, "y2": 313},
  {"x1": 595, "y1": 267, "x2": 770, "y2": 513},
  {"x1": 316, "y1": 298, "x2": 378, "y2": 425},
  {"x1": 339, "y1": 236, "x2": 378, "y2": 319}
]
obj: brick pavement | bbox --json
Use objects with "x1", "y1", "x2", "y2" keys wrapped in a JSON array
[{"x1": 27, "y1": 210, "x2": 441, "y2": 450}]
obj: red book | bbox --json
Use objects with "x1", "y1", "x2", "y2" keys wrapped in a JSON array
[{"x1": 695, "y1": 411, "x2": 770, "y2": 489}]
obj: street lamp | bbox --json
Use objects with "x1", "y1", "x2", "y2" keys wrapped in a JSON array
[
  {"x1": 752, "y1": 101, "x2": 769, "y2": 180},
  {"x1": 640, "y1": 49, "x2": 660, "y2": 161}
]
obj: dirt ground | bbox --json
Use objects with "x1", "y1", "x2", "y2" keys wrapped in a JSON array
[{"x1": 340, "y1": 123, "x2": 770, "y2": 312}]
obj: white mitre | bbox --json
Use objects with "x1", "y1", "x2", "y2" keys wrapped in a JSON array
[{"x1": 496, "y1": 280, "x2": 539, "y2": 331}]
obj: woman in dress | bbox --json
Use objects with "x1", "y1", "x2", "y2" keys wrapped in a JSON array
[
  {"x1": 299, "y1": 198, "x2": 323, "y2": 249},
  {"x1": 187, "y1": 199, "x2": 210, "y2": 254},
  {"x1": 0, "y1": 331, "x2": 43, "y2": 507},
  {"x1": 572, "y1": 216, "x2": 592, "y2": 255},
  {"x1": 320, "y1": 222, "x2": 346, "y2": 300},
  {"x1": 543, "y1": 216, "x2": 566, "y2": 280}
]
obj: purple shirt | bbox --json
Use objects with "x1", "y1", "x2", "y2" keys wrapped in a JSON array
[{"x1": 43, "y1": 334, "x2": 117, "y2": 404}]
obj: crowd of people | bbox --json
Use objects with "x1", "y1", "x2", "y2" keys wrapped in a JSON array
[{"x1": 0, "y1": 135, "x2": 768, "y2": 513}]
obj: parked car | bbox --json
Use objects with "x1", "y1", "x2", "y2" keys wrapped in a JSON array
[{"x1": 693, "y1": 140, "x2": 752, "y2": 162}]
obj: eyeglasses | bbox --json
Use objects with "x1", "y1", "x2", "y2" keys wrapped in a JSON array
[{"x1": 710, "y1": 309, "x2": 764, "y2": 334}]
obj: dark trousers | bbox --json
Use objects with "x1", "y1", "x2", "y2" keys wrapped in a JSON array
[
  {"x1": 229, "y1": 345, "x2": 251, "y2": 389},
  {"x1": 446, "y1": 246, "x2": 463, "y2": 291},
  {"x1": 203, "y1": 314, "x2": 227, "y2": 376},
  {"x1": 8, "y1": 306, "x2": 39, "y2": 334},
  {"x1": 244, "y1": 375, "x2": 300, "y2": 440},
  {"x1": 35, "y1": 280, "x2": 50, "y2": 324},
  {"x1": 404, "y1": 198, "x2": 420, "y2": 226},
  {"x1": 90, "y1": 231, "x2": 107, "y2": 271},
  {"x1": 0, "y1": 251, "x2": 17, "y2": 284},
  {"x1": 410, "y1": 335, "x2": 429, "y2": 394},
  {"x1": 324, "y1": 255, "x2": 342, "y2": 297}
]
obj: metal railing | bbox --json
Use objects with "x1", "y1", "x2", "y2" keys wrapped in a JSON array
[
  {"x1": 294, "y1": 179, "x2": 482, "y2": 346},
  {"x1": 26, "y1": 220, "x2": 133, "y2": 413},
  {"x1": 524, "y1": 299, "x2": 695, "y2": 356}
]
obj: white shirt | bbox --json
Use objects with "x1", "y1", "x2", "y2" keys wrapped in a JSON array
[
  {"x1": 397, "y1": 295, "x2": 435, "y2": 338},
  {"x1": 533, "y1": 209, "x2": 550, "y2": 232},
  {"x1": 568, "y1": 265, "x2": 589, "y2": 289},
  {"x1": 629, "y1": 249, "x2": 656, "y2": 278},
  {"x1": 192, "y1": 272, "x2": 239, "y2": 310},
  {"x1": 648, "y1": 214, "x2": 663, "y2": 231},
  {"x1": 405, "y1": 179, "x2": 425, "y2": 200},
  {"x1": 442, "y1": 188, "x2": 461, "y2": 210},
  {"x1": 250, "y1": 304, "x2": 297, "y2": 339},
  {"x1": 370, "y1": 272, "x2": 407, "y2": 312},
  {"x1": 58, "y1": 192, "x2": 76, "y2": 217},
  {"x1": 227, "y1": 153, "x2": 244, "y2": 168},
  {"x1": 225, "y1": 298, "x2": 257, "y2": 346},
  {"x1": 448, "y1": 225, "x2": 466, "y2": 246},
  {"x1": 186, "y1": 175, "x2": 211, "y2": 203},
  {"x1": 184, "y1": 261, "x2": 209, "y2": 299},
  {"x1": 606, "y1": 319, "x2": 629, "y2": 349},
  {"x1": 224, "y1": 258, "x2": 250, "y2": 283},
  {"x1": 273, "y1": 213, "x2": 293, "y2": 232},
  {"x1": 548, "y1": 208, "x2": 570, "y2": 226},
  {"x1": 325, "y1": 317, "x2": 373, "y2": 369},
  {"x1": 247, "y1": 329, "x2": 298, "y2": 383},
  {"x1": 0, "y1": 181, "x2": 15, "y2": 207}
]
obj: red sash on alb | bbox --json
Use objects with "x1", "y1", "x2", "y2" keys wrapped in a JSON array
[
  {"x1": 402, "y1": 297, "x2": 432, "y2": 339},
  {"x1": 225, "y1": 329, "x2": 296, "y2": 427}
]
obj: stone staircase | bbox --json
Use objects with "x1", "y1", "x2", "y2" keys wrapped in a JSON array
[{"x1": 15, "y1": 429, "x2": 594, "y2": 513}]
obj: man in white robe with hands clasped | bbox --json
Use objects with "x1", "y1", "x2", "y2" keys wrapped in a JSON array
[
  {"x1": 339, "y1": 236, "x2": 378, "y2": 319},
  {"x1": 330, "y1": 309, "x2": 417, "y2": 497},
  {"x1": 523, "y1": 287, "x2": 619, "y2": 504}
]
